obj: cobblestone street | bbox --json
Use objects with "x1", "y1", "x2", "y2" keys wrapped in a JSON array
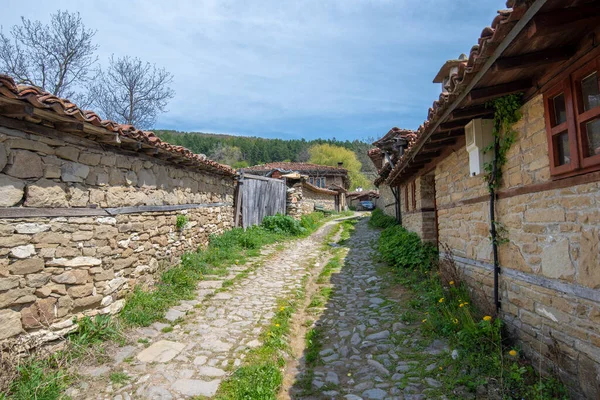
[{"x1": 70, "y1": 217, "x2": 448, "y2": 400}]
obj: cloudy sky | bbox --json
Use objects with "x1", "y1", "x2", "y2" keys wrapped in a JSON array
[{"x1": 3, "y1": 0, "x2": 502, "y2": 141}]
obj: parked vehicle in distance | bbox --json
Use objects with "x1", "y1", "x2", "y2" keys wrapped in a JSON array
[{"x1": 358, "y1": 201, "x2": 374, "y2": 210}]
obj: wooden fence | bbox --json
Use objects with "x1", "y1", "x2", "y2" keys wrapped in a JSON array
[{"x1": 234, "y1": 173, "x2": 287, "y2": 228}]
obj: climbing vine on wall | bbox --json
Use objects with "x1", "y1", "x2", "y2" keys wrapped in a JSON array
[{"x1": 483, "y1": 94, "x2": 523, "y2": 191}]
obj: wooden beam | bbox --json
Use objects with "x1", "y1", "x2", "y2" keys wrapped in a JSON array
[
  {"x1": 468, "y1": 79, "x2": 532, "y2": 102},
  {"x1": 528, "y1": 5, "x2": 600, "y2": 39},
  {"x1": 0, "y1": 104, "x2": 34, "y2": 117},
  {"x1": 53, "y1": 122, "x2": 84, "y2": 133},
  {"x1": 439, "y1": 120, "x2": 467, "y2": 132},
  {"x1": 450, "y1": 105, "x2": 493, "y2": 121},
  {"x1": 492, "y1": 46, "x2": 575, "y2": 72}
]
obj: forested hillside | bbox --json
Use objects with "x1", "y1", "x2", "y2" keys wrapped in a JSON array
[{"x1": 156, "y1": 130, "x2": 378, "y2": 180}]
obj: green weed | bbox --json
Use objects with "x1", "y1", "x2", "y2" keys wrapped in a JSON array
[{"x1": 109, "y1": 371, "x2": 130, "y2": 386}]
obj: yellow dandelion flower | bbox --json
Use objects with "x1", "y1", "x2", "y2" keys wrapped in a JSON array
[
  {"x1": 449, "y1": 280, "x2": 455, "y2": 285},
  {"x1": 509, "y1": 350, "x2": 518, "y2": 357},
  {"x1": 483, "y1": 315, "x2": 492, "y2": 322},
  {"x1": 280, "y1": 306, "x2": 285, "y2": 311},
  {"x1": 347, "y1": 373, "x2": 352, "y2": 377},
  {"x1": 422, "y1": 319, "x2": 427, "y2": 323},
  {"x1": 439, "y1": 297, "x2": 444, "y2": 303},
  {"x1": 439, "y1": 367, "x2": 443, "y2": 371},
  {"x1": 464, "y1": 302, "x2": 469, "y2": 305},
  {"x1": 459, "y1": 303, "x2": 464, "y2": 308},
  {"x1": 275, "y1": 324, "x2": 280, "y2": 327},
  {"x1": 453, "y1": 318, "x2": 458, "y2": 324}
]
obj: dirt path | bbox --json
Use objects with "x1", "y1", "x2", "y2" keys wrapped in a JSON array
[
  {"x1": 284, "y1": 219, "x2": 450, "y2": 400},
  {"x1": 68, "y1": 218, "x2": 344, "y2": 400}
]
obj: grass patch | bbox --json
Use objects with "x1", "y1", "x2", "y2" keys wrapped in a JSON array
[
  {"x1": 2, "y1": 315, "x2": 122, "y2": 399},
  {"x1": 216, "y1": 299, "x2": 296, "y2": 400},
  {"x1": 109, "y1": 371, "x2": 130, "y2": 386},
  {"x1": 121, "y1": 213, "x2": 330, "y2": 327},
  {"x1": 368, "y1": 208, "x2": 397, "y2": 229},
  {"x1": 161, "y1": 326, "x2": 174, "y2": 333},
  {"x1": 371, "y1": 213, "x2": 568, "y2": 399}
]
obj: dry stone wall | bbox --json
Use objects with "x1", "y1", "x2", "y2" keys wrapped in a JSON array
[
  {"x1": 301, "y1": 187, "x2": 336, "y2": 213},
  {"x1": 0, "y1": 125, "x2": 235, "y2": 342}
]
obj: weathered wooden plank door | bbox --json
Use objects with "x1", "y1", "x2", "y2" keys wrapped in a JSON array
[{"x1": 235, "y1": 173, "x2": 287, "y2": 228}]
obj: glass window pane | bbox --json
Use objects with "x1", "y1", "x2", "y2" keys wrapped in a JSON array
[
  {"x1": 552, "y1": 93, "x2": 567, "y2": 125},
  {"x1": 581, "y1": 72, "x2": 600, "y2": 112},
  {"x1": 555, "y1": 132, "x2": 570, "y2": 166},
  {"x1": 584, "y1": 118, "x2": 600, "y2": 157}
]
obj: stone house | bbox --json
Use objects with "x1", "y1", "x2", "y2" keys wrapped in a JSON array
[
  {"x1": 370, "y1": 1, "x2": 600, "y2": 398},
  {"x1": 241, "y1": 162, "x2": 350, "y2": 190},
  {"x1": 0, "y1": 75, "x2": 236, "y2": 342},
  {"x1": 284, "y1": 174, "x2": 346, "y2": 219}
]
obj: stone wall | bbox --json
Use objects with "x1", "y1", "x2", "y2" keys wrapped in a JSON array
[
  {"x1": 376, "y1": 185, "x2": 396, "y2": 217},
  {"x1": 301, "y1": 186, "x2": 336, "y2": 213},
  {"x1": 396, "y1": 175, "x2": 437, "y2": 243},
  {"x1": 286, "y1": 183, "x2": 303, "y2": 220},
  {"x1": 432, "y1": 94, "x2": 600, "y2": 399},
  {"x1": 0, "y1": 125, "x2": 235, "y2": 342}
]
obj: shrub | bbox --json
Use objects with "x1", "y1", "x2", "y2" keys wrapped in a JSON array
[
  {"x1": 300, "y1": 212, "x2": 325, "y2": 231},
  {"x1": 175, "y1": 214, "x2": 188, "y2": 231},
  {"x1": 261, "y1": 214, "x2": 304, "y2": 236},
  {"x1": 368, "y1": 208, "x2": 397, "y2": 229},
  {"x1": 378, "y1": 225, "x2": 437, "y2": 271}
]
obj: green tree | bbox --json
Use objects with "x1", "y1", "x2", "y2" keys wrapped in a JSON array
[{"x1": 308, "y1": 143, "x2": 370, "y2": 190}]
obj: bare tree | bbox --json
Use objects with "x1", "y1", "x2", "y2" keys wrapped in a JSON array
[
  {"x1": 0, "y1": 10, "x2": 98, "y2": 98},
  {"x1": 90, "y1": 55, "x2": 175, "y2": 129}
]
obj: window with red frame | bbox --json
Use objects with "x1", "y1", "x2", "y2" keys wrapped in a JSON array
[{"x1": 544, "y1": 57, "x2": 600, "y2": 176}]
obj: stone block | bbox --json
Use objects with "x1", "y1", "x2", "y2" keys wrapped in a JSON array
[
  {"x1": 0, "y1": 174, "x2": 25, "y2": 206},
  {"x1": 43, "y1": 164, "x2": 61, "y2": 179},
  {"x1": 68, "y1": 185, "x2": 89, "y2": 207},
  {"x1": 100, "y1": 154, "x2": 116, "y2": 166},
  {"x1": 73, "y1": 294, "x2": 102, "y2": 311},
  {"x1": 541, "y1": 239, "x2": 574, "y2": 280},
  {"x1": 15, "y1": 223, "x2": 50, "y2": 234},
  {"x1": 4, "y1": 150, "x2": 43, "y2": 178},
  {"x1": 10, "y1": 244, "x2": 36, "y2": 259},
  {"x1": 0, "y1": 309, "x2": 23, "y2": 339},
  {"x1": 0, "y1": 143, "x2": 6, "y2": 171},
  {"x1": 78, "y1": 152, "x2": 102, "y2": 166},
  {"x1": 21, "y1": 297, "x2": 57, "y2": 328},
  {"x1": 578, "y1": 228, "x2": 600, "y2": 289},
  {"x1": 55, "y1": 146, "x2": 79, "y2": 162},
  {"x1": 52, "y1": 270, "x2": 89, "y2": 284},
  {"x1": 26, "y1": 273, "x2": 51, "y2": 288},
  {"x1": 0, "y1": 276, "x2": 20, "y2": 291},
  {"x1": 67, "y1": 283, "x2": 94, "y2": 298},
  {"x1": 0, "y1": 288, "x2": 35, "y2": 308},
  {"x1": 138, "y1": 169, "x2": 157, "y2": 188},
  {"x1": 7, "y1": 138, "x2": 54, "y2": 154},
  {"x1": 9, "y1": 258, "x2": 44, "y2": 274},
  {"x1": 24, "y1": 179, "x2": 68, "y2": 207},
  {"x1": 47, "y1": 257, "x2": 101, "y2": 267},
  {"x1": 61, "y1": 161, "x2": 90, "y2": 182}
]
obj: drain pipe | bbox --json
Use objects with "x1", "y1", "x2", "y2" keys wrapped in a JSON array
[{"x1": 490, "y1": 136, "x2": 501, "y2": 312}]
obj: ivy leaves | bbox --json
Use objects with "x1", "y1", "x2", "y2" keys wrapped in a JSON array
[{"x1": 483, "y1": 94, "x2": 523, "y2": 191}]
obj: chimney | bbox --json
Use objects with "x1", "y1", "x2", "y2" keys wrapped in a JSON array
[{"x1": 337, "y1": 162, "x2": 343, "y2": 168}]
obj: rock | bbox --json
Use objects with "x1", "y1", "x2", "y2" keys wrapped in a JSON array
[
  {"x1": 24, "y1": 179, "x2": 68, "y2": 207},
  {"x1": 4, "y1": 150, "x2": 43, "y2": 178},
  {"x1": 81, "y1": 365, "x2": 111, "y2": 377},
  {"x1": 345, "y1": 395, "x2": 363, "y2": 400},
  {"x1": 137, "y1": 340, "x2": 186, "y2": 363},
  {"x1": 0, "y1": 277, "x2": 20, "y2": 291},
  {"x1": 21, "y1": 297, "x2": 57, "y2": 328},
  {"x1": 351, "y1": 332, "x2": 361, "y2": 346},
  {"x1": 0, "y1": 174, "x2": 25, "y2": 206},
  {"x1": 326, "y1": 371, "x2": 339, "y2": 385},
  {"x1": 164, "y1": 308, "x2": 185, "y2": 322},
  {"x1": 199, "y1": 338, "x2": 233, "y2": 352},
  {"x1": 26, "y1": 273, "x2": 51, "y2": 288},
  {"x1": 392, "y1": 373, "x2": 404, "y2": 381},
  {"x1": 246, "y1": 339, "x2": 261, "y2": 348},
  {"x1": 542, "y1": 239, "x2": 575, "y2": 280},
  {"x1": 56, "y1": 146, "x2": 80, "y2": 162},
  {"x1": 362, "y1": 388, "x2": 387, "y2": 399},
  {"x1": 0, "y1": 143, "x2": 6, "y2": 170},
  {"x1": 60, "y1": 162, "x2": 89, "y2": 182},
  {"x1": 196, "y1": 366, "x2": 227, "y2": 377},
  {"x1": 369, "y1": 297, "x2": 385, "y2": 305},
  {"x1": 451, "y1": 349, "x2": 459, "y2": 359},
  {"x1": 67, "y1": 284, "x2": 94, "y2": 298},
  {"x1": 105, "y1": 277, "x2": 128, "y2": 294},
  {"x1": 52, "y1": 270, "x2": 89, "y2": 284},
  {"x1": 425, "y1": 377, "x2": 442, "y2": 388},
  {"x1": 10, "y1": 244, "x2": 36, "y2": 259},
  {"x1": 367, "y1": 359, "x2": 390, "y2": 376},
  {"x1": 47, "y1": 257, "x2": 102, "y2": 267},
  {"x1": 9, "y1": 258, "x2": 43, "y2": 274},
  {"x1": 138, "y1": 169, "x2": 157, "y2": 188},
  {"x1": 15, "y1": 223, "x2": 50, "y2": 234},
  {"x1": 73, "y1": 295, "x2": 103, "y2": 310},
  {"x1": 0, "y1": 309, "x2": 23, "y2": 339},
  {"x1": 113, "y1": 345, "x2": 136, "y2": 365},
  {"x1": 143, "y1": 386, "x2": 173, "y2": 400},
  {"x1": 365, "y1": 330, "x2": 390, "y2": 341},
  {"x1": 193, "y1": 356, "x2": 208, "y2": 365},
  {"x1": 171, "y1": 379, "x2": 221, "y2": 397}
]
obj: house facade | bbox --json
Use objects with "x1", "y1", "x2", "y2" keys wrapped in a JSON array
[
  {"x1": 0, "y1": 75, "x2": 236, "y2": 342},
  {"x1": 241, "y1": 162, "x2": 349, "y2": 190},
  {"x1": 370, "y1": 1, "x2": 600, "y2": 398}
]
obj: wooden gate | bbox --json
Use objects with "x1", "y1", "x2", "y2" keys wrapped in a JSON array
[{"x1": 234, "y1": 173, "x2": 287, "y2": 228}]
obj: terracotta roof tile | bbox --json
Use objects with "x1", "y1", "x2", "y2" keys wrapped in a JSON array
[
  {"x1": 242, "y1": 162, "x2": 347, "y2": 173},
  {"x1": 0, "y1": 75, "x2": 236, "y2": 176},
  {"x1": 385, "y1": 3, "x2": 527, "y2": 185}
]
